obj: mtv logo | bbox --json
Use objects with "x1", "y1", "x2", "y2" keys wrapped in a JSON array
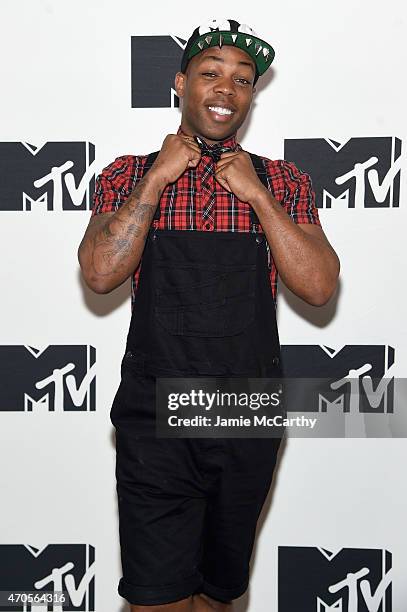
[
  {"x1": 0, "y1": 345, "x2": 96, "y2": 412},
  {"x1": 317, "y1": 597, "x2": 342, "y2": 611},
  {"x1": 278, "y1": 546, "x2": 392, "y2": 611},
  {"x1": 22, "y1": 191, "x2": 48, "y2": 211},
  {"x1": 131, "y1": 35, "x2": 186, "y2": 108},
  {"x1": 280, "y1": 344, "x2": 394, "y2": 415},
  {"x1": 284, "y1": 137, "x2": 402, "y2": 209},
  {"x1": 0, "y1": 543, "x2": 95, "y2": 611},
  {"x1": 0, "y1": 141, "x2": 95, "y2": 211}
]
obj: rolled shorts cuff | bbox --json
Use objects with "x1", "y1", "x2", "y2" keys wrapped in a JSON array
[
  {"x1": 118, "y1": 573, "x2": 203, "y2": 606},
  {"x1": 200, "y1": 575, "x2": 250, "y2": 603}
]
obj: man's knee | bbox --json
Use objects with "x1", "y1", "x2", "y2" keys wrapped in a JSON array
[
  {"x1": 193, "y1": 593, "x2": 233, "y2": 610},
  {"x1": 130, "y1": 595, "x2": 193, "y2": 611}
]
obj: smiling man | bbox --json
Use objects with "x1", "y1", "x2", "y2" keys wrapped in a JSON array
[{"x1": 78, "y1": 18, "x2": 340, "y2": 612}]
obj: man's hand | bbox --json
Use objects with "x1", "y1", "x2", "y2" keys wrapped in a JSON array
[
  {"x1": 214, "y1": 151, "x2": 268, "y2": 203},
  {"x1": 149, "y1": 134, "x2": 202, "y2": 187},
  {"x1": 78, "y1": 134, "x2": 201, "y2": 294}
]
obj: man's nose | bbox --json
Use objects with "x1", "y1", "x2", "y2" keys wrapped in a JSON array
[{"x1": 213, "y1": 76, "x2": 237, "y2": 96}]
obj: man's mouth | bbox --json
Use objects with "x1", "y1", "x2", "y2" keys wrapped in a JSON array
[
  {"x1": 208, "y1": 106, "x2": 234, "y2": 116},
  {"x1": 207, "y1": 106, "x2": 235, "y2": 121}
]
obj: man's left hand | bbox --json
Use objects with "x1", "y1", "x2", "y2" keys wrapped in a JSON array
[{"x1": 214, "y1": 151, "x2": 268, "y2": 204}]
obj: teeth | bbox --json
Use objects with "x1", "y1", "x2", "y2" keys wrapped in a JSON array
[{"x1": 208, "y1": 106, "x2": 233, "y2": 116}]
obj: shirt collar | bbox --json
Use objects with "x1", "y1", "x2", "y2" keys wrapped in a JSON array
[{"x1": 177, "y1": 126, "x2": 240, "y2": 151}]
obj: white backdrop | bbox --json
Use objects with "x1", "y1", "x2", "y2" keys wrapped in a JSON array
[{"x1": 1, "y1": 1, "x2": 406, "y2": 610}]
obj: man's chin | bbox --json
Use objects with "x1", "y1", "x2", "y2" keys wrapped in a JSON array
[{"x1": 196, "y1": 122, "x2": 238, "y2": 143}]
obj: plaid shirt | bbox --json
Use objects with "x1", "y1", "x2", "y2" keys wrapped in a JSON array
[{"x1": 92, "y1": 126, "x2": 321, "y2": 308}]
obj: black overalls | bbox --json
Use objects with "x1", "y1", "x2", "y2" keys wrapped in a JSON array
[{"x1": 111, "y1": 150, "x2": 284, "y2": 606}]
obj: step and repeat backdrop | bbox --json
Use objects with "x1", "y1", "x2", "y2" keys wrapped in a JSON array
[{"x1": 1, "y1": 1, "x2": 406, "y2": 610}]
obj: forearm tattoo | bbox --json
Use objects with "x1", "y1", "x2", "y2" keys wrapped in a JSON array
[{"x1": 90, "y1": 179, "x2": 160, "y2": 277}]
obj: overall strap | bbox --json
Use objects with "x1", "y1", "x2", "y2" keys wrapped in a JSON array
[
  {"x1": 141, "y1": 150, "x2": 272, "y2": 230},
  {"x1": 247, "y1": 152, "x2": 271, "y2": 230},
  {"x1": 142, "y1": 151, "x2": 161, "y2": 222},
  {"x1": 248, "y1": 152, "x2": 273, "y2": 270}
]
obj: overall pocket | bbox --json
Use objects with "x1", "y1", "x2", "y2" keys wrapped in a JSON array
[{"x1": 154, "y1": 267, "x2": 256, "y2": 337}]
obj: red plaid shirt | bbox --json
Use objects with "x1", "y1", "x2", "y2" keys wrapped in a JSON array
[{"x1": 92, "y1": 126, "x2": 321, "y2": 308}]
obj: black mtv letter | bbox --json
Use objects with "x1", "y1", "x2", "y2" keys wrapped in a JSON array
[{"x1": 131, "y1": 36, "x2": 186, "y2": 108}]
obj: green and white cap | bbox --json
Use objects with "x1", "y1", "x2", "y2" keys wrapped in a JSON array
[{"x1": 181, "y1": 19, "x2": 275, "y2": 83}]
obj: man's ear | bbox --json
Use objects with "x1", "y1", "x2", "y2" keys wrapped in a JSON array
[{"x1": 174, "y1": 72, "x2": 186, "y2": 98}]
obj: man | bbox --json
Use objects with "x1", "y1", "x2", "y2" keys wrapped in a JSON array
[{"x1": 78, "y1": 18, "x2": 340, "y2": 612}]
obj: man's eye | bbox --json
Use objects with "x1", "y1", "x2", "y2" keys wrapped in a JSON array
[{"x1": 202, "y1": 72, "x2": 251, "y2": 85}]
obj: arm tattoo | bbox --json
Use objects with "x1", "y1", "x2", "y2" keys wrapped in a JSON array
[{"x1": 90, "y1": 178, "x2": 161, "y2": 277}]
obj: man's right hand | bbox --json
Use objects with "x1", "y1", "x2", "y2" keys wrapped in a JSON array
[
  {"x1": 78, "y1": 134, "x2": 201, "y2": 295},
  {"x1": 148, "y1": 134, "x2": 202, "y2": 187}
]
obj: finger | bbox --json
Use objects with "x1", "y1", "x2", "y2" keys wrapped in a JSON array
[
  {"x1": 215, "y1": 159, "x2": 233, "y2": 171},
  {"x1": 179, "y1": 135, "x2": 200, "y2": 151},
  {"x1": 183, "y1": 143, "x2": 201, "y2": 159},
  {"x1": 219, "y1": 151, "x2": 241, "y2": 160},
  {"x1": 214, "y1": 172, "x2": 232, "y2": 192},
  {"x1": 186, "y1": 142, "x2": 202, "y2": 155},
  {"x1": 190, "y1": 146, "x2": 202, "y2": 156},
  {"x1": 187, "y1": 150, "x2": 202, "y2": 168},
  {"x1": 187, "y1": 156, "x2": 201, "y2": 168},
  {"x1": 180, "y1": 135, "x2": 198, "y2": 146}
]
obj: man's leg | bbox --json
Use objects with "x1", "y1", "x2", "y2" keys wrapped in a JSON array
[
  {"x1": 193, "y1": 593, "x2": 233, "y2": 610},
  {"x1": 129, "y1": 595, "x2": 193, "y2": 611},
  {"x1": 197, "y1": 437, "x2": 282, "y2": 603},
  {"x1": 128, "y1": 593, "x2": 232, "y2": 611},
  {"x1": 114, "y1": 429, "x2": 207, "y2": 608}
]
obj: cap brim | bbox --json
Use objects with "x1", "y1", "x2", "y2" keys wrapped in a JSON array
[{"x1": 186, "y1": 30, "x2": 275, "y2": 76}]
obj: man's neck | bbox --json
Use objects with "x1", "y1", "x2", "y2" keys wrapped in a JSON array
[{"x1": 177, "y1": 126, "x2": 238, "y2": 148}]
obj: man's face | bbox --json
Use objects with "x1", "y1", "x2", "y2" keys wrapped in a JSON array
[{"x1": 175, "y1": 45, "x2": 256, "y2": 144}]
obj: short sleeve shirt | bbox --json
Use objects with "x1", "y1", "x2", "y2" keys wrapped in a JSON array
[{"x1": 92, "y1": 127, "x2": 321, "y2": 308}]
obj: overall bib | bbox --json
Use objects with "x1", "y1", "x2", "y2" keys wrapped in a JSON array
[
  {"x1": 111, "y1": 152, "x2": 284, "y2": 606},
  {"x1": 121, "y1": 151, "x2": 281, "y2": 378}
]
